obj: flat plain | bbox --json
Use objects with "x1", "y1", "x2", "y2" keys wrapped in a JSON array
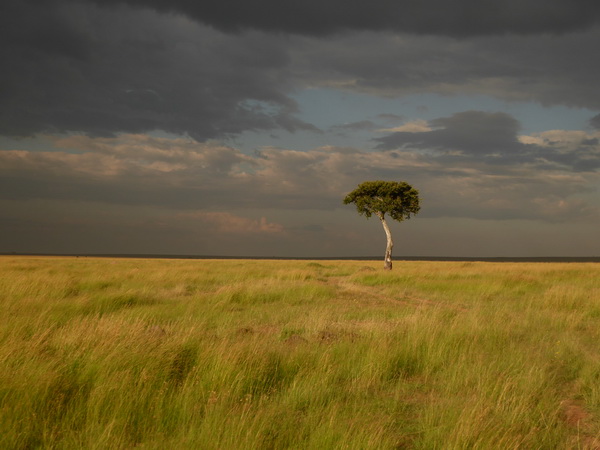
[{"x1": 1, "y1": 256, "x2": 600, "y2": 449}]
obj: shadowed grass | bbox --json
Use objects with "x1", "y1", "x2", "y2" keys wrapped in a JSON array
[{"x1": 1, "y1": 256, "x2": 599, "y2": 448}]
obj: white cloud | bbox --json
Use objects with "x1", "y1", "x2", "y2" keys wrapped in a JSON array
[
  {"x1": 377, "y1": 120, "x2": 433, "y2": 133},
  {"x1": 519, "y1": 130, "x2": 600, "y2": 149}
]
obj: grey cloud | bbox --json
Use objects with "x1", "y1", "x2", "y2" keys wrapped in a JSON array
[
  {"x1": 374, "y1": 111, "x2": 600, "y2": 172},
  {"x1": 0, "y1": 2, "x2": 315, "y2": 140},
  {"x1": 86, "y1": 0, "x2": 600, "y2": 37},
  {"x1": 590, "y1": 114, "x2": 600, "y2": 129},
  {"x1": 540, "y1": 142, "x2": 600, "y2": 173},
  {"x1": 573, "y1": 159, "x2": 600, "y2": 172},
  {"x1": 294, "y1": 30, "x2": 600, "y2": 110},
  {"x1": 1, "y1": 135, "x2": 597, "y2": 224},
  {"x1": 428, "y1": 111, "x2": 523, "y2": 154},
  {"x1": 374, "y1": 111, "x2": 525, "y2": 154},
  {"x1": 0, "y1": 136, "x2": 254, "y2": 208},
  {"x1": 0, "y1": 137, "x2": 358, "y2": 211},
  {"x1": 4, "y1": 0, "x2": 600, "y2": 142}
]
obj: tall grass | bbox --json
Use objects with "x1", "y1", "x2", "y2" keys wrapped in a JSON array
[{"x1": 1, "y1": 257, "x2": 599, "y2": 448}]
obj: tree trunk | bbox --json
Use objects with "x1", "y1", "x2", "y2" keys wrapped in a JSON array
[{"x1": 376, "y1": 212, "x2": 393, "y2": 270}]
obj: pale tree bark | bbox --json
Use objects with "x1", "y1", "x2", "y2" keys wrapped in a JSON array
[{"x1": 376, "y1": 212, "x2": 393, "y2": 270}]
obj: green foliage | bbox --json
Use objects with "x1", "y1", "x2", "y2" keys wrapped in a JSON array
[{"x1": 343, "y1": 180, "x2": 420, "y2": 221}]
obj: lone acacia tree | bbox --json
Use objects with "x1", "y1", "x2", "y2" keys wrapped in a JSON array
[{"x1": 343, "y1": 181, "x2": 420, "y2": 270}]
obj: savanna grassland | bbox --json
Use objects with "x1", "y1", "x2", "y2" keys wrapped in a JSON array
[{"x1": 1, "y1": 256, "x2": 600, "y2": 449}]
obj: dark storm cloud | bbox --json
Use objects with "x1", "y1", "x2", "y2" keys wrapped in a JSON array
[
  {"x1": 374, "y1": 111, "x2": 600, "y2": 172},
  {"x1": 292, "y1": 29, "x2": 600, "y2": 110},
  {"x1": 87, "y1": 0, "x2": 600, "y2": 37},
  {"x1": 590, "y1": 114, "x2": 600, "y2": 129},
  {"x1": 0, "y1": 1, "x2": 315, "y2": 140},
  {"x1": 375, "y1": 111, "x2": 526, "y2": 154},
  {"x1": 3, "y1": 0, "x2": 600, "y2": 142}
]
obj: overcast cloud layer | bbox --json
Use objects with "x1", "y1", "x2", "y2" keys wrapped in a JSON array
[
  {"x1": 89, "y1": 0, "x2": 600, "y2": 36},
  {"x1": 1, "y1": 0, "x2": 599, "y2": 257}
]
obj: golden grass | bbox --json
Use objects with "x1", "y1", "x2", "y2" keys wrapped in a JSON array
[{"x1": 1, "y1": 256, "x2": 599, "y2": 448}]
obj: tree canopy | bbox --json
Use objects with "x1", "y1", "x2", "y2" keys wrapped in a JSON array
[
  {"x1": 343, "y1": 181, "x2": 420, "y2": 270},
  {"x1": 343, "y1": 180, "x2": 420, "y2": 221}
]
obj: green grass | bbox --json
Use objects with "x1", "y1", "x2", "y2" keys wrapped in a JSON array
[{"x1": 1, "y1": 256, "x2": 600, "y2": 448}]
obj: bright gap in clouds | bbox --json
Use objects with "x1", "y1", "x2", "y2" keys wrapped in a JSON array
[
  {"x1": 228, "y1": 88, "x2": 597, "y2": 155},
  {"x1": 290, "y1": 89, "x2": 597, "y2": 135}
]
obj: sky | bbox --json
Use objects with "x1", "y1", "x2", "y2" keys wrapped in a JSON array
[{"x1": 1, "y1": 0, "x2": 599, "y2": 258}]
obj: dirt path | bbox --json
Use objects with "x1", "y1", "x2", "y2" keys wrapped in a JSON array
[{"x1": 327, "y1": 275, "x2": 468, "y2": 311}]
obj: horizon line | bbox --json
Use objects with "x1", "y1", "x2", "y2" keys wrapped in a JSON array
[{"x1": 2, "y1": 253, "x2": 600, "y2": 263}]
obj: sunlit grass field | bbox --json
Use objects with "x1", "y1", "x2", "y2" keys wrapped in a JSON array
[{"x1": 1, "y1": 256, "x2": 600, "y2": 449}]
